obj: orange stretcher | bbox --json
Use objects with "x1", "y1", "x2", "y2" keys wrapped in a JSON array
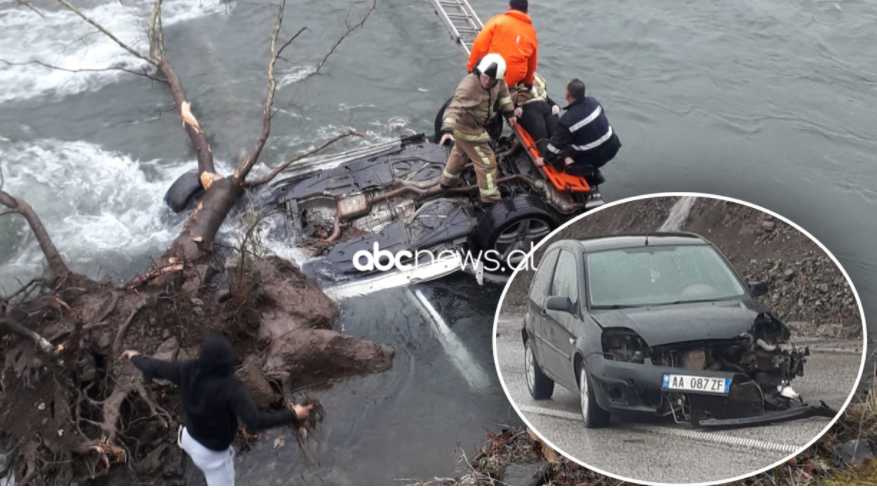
[{"x1": 513, "y1": 125, "x2": 591, "y2": 193}]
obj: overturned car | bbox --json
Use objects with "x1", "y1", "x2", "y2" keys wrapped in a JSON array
[
  {"x1": 523, "y1": 233, "x2": 835, "y2": 430},
  {"x1": 262, "y1": 123, "x2": 605, "y2": 288}
]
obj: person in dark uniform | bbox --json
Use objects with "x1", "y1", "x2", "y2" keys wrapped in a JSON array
[{"x1": 536, "y1": 78, "x2": 621, "y2": 186}]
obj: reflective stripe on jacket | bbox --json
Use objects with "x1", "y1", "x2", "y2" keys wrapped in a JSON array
[
  {"x1": 441, "y1": 73, "x2": 515, "y2": 140},
  {"x1": 512, "y1": 73, "x2": 550, "y2": 106},
  {"x1": 546, "y1": 96, "x2": 620, "y2": 164}
]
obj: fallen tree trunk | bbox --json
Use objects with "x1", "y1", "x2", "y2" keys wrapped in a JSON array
[{"x1": 0, "y1": 190, "x2": 70, "y2": 281}]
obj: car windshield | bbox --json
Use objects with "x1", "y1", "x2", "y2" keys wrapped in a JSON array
[{"x1": 586, "y1": 245, "x2": 747, "y2": 308}]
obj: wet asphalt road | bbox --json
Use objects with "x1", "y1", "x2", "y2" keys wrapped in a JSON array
[{"x1": 494, "y1": 314, "x2": 865, "y2": 484}]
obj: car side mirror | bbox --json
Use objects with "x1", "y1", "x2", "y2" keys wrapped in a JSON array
[
  {"x1": 748, "y1": 281, "x2": 769, "y2": 297},
  {"x1": 546, "y1": 296, "x2": 574, "y2": 313}
]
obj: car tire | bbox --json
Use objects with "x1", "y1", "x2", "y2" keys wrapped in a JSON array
[
  {"x1": 473, "y1": 195, "x2": 558, "y2": 274},
  {"x1": 433, "y1": 96, "x2": 454, "y2": 144},
  {"x1": 579, "y1": 364, "x2": 610, "y2": 428},
  {"x1": 164, "y1": 169, "x2": 204, "y2": 213},
  {"x1": 525, "y1": 338, "x2": 554, "y2": 400}
]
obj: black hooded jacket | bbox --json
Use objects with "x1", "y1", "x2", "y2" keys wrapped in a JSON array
[{"x1": 131, "y1": 335, "x2": 297, "y2": 451}]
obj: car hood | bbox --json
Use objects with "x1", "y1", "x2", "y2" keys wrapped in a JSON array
[{"x1": 589, "y1": 300, "x2": 771, "y2": 346}]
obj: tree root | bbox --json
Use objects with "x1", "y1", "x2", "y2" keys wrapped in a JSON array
[
  {"x1": 112, "y1": 299, "x2": 147, "y2": 355},
  {"x1": 85, "y1": 291, "x2": 121, "y2": 331},
  {"x1": 85, "y1": 443, "x2": 127, "y2": 479},
  {"x1": 100, "y1": 387, "x2": 131, "y2": 441},
  {"x1": 128, "y1": 263, "x2": 184, "y2": 290},
  {"x1": 0, "y1": 315, "x2": 58, "y2": 357},
  {"x1": 133, "y1": 384, "x2": 171, "y2": 430}
]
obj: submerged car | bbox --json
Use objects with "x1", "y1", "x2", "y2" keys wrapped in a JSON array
[
  {"x1": 263, "y1": 122, "x2": 605, "y2": 288},
  {"x1": 522, "y1": 233, "x2": 835, "y2": 429}
]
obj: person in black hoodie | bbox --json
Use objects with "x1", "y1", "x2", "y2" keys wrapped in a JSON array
[{"x1": 122, "y1": 334, "x2": 311, "y2": 486}]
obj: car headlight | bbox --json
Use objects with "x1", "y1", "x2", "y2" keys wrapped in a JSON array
[{"x1": 601, "y1": 329, "x2": 649, "y2": 364}]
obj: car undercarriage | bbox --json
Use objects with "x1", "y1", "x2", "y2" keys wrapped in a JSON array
[{"x1": 266, "y1": 131, "x2": 604, "y2": 286}]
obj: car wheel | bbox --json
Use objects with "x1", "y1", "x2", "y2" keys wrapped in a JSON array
[
  {"x1": 433, "y1": 96, "x2": 454, "y2": 144},
  {"x1": 579, "y1": 364, "x2": 610, "y2": 428},
  {"x1": 473, "y1": 195, "x2": 558, "y2": 274},
  {"x1": 525, "y1": 338, "x2": 554, "y2": 399}
]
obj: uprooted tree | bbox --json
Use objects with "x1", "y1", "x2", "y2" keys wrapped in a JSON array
[{"x1": 0, "y1": 0, "x2": 390, "y2": 484}]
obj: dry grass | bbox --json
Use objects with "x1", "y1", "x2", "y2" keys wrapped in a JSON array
[{"x1": 418, "y1": 384, "x2": 877, "y2": 486}]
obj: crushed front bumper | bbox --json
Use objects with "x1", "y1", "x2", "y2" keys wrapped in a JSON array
[
  {"x1": 588, "y1": 355, "x2": 836, "y2": 429},
  {"x1": 694, "y1": 402, "x2": 837, "y2": 430}
]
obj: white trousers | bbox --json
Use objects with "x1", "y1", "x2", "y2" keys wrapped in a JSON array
[{"x1": 178, "y1": 426, "x2": 236, "y2": 486}]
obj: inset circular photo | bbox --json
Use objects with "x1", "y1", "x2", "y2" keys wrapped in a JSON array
[{"x1": 493, "y1": 193, "x2": 866, "y2": 485}]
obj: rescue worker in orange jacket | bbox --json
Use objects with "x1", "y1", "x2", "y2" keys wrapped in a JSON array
[
  {"x1": 467, "y1": 0, "x2": 538, "y2": 88},
  {"x1": 437, "y1": 54, "x2": 518, "y2": 204}
]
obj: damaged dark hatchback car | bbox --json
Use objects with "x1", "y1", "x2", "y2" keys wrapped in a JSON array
[{"x1": 522, "y1": 233, "x2": 835, "y2": 430}]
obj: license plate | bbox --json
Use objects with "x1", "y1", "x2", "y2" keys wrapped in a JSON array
[{"x1": 662, "y1": 374, "x2": 732, "y2": 394}]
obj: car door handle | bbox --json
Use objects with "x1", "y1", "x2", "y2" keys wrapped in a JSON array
[{"x1": 540, "y1": 307, "x2": 547, "y2": 316}]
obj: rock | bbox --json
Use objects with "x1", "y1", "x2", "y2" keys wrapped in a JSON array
[
  {"x1": 97, "y1": 331, "x2": 113, "y2": 350},
  {"x1": 177, "y1": 348, "x2": 195, "y2": 362},
  {"x1": 784, "y1": 268, "x2": 795, "y2": 281},
  {"x1": 216, "y1": 288, "x2": 231, "y2": 303},
  {"x1": 239, "y1": 355, "x2": 276, "y2": 408},
  {"x1": 162, "y1": 444, "x2": 184, "y2": 478},
  {"x1": 161, "y1": 329, "x2": 171, "y2": 340},
  {"x1": 255, "y1": 256, "x2": 338, "y2": 337},
  {"x1": 818, "y1": 283, "x2": 830, "y2": 294},
  {"x1": 831, "y1": 439, "x2": 873, "y2": 466},
  {"x1": 37, "y1": 402, "x2": 46, "y2": 411},
  {"x1": 193, "y1": 306, "x2": 204, "y2": 316},
  {"x1": 500, "y1": 462, "x2": 549, "y2": 486},
  {"x1": 264, "y1": 328, "x2": 394, "y2": 387},
  {"x1": 816, "y1": 324, "x2": 841, "y2": 337},
  {"x1": 148, "y1": 315, "x2": 157, "y2": 327},
  {"x1": 78, "y1": 355, "x2": 96, "y2": 382},
  {"x1": 153, "y1": 337, "x2": 180, "y2": 362},
  {"x1": 762, "y1": 220, "x2": 776, "y2": 232},
  {"x1": 191, "y1": 298, "x2": 204, "y2": 306},
  {"x1": 151, "y1": 338, "x2": 181, "y2": 386},
  {"x1": 139, "y1": 445, "x2": 166, "y2": 475}
]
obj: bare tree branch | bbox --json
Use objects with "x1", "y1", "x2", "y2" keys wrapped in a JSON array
[
  {"x1": 0, "y1": 160, "x2": 70, "y2": 280},
  {"x1": 0, "y1": 58, "x2": 167, "y2": 83},
  {"x1": 299, "y1": 0, "x2": 377, "y2": 82},
  {"x1": 0, "y1": 316, "x2": 59, "y2": 357},
  {"x1": 16, "y1": 0, "x2": 45, "y2": 18},
  {"x1": 234, "y1": 0, "x2": 288, "y2": 183},
  {"x1": 148, "y1": 0, "x2": 165, "y2": 62},
  {"x1": 54, "y1": 0, "x2": 215, "y2": 176},
  {"x1": 54, "y1": 0, "x2": 156, "y2": 66},
  {"x1": 243, "y1": 130, "x2": 364, "y2": 188},
  {"x1": 278, "y1": 26, "x2": 309, "y2": 59},
  {"x1": 0, "y1": 191, "x2": 71, "y2": 281}
]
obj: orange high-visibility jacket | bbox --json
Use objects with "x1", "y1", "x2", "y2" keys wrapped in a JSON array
[{"x1": 467, "y1": 10, "x2": 538, "y2": 87}]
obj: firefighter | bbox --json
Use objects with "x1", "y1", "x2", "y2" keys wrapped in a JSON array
[
  {"x1": 467, "y1": 0, "x2": 538, "y2": 88},
  {"x1": 511, "y1": 72, "x2": 561, "y2": 157},
  {"x1": 537, "y1": 79, "x2": 621, "y2": 186},
  {"x1": 437, "y1": 54, "x2": 518, "y2": 204}
]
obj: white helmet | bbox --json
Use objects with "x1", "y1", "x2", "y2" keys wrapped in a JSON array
[{"x1": 475, "y1": 53, "x2": 507, "y2": 81}]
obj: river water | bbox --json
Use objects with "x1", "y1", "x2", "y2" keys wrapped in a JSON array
[{"x1": 1, "y1": 0, "x2": 876, "y2": 483}]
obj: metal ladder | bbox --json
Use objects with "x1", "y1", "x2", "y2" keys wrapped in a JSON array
[{"x1": 428, "y1": 0, "x2": 484, "y2": 55}]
